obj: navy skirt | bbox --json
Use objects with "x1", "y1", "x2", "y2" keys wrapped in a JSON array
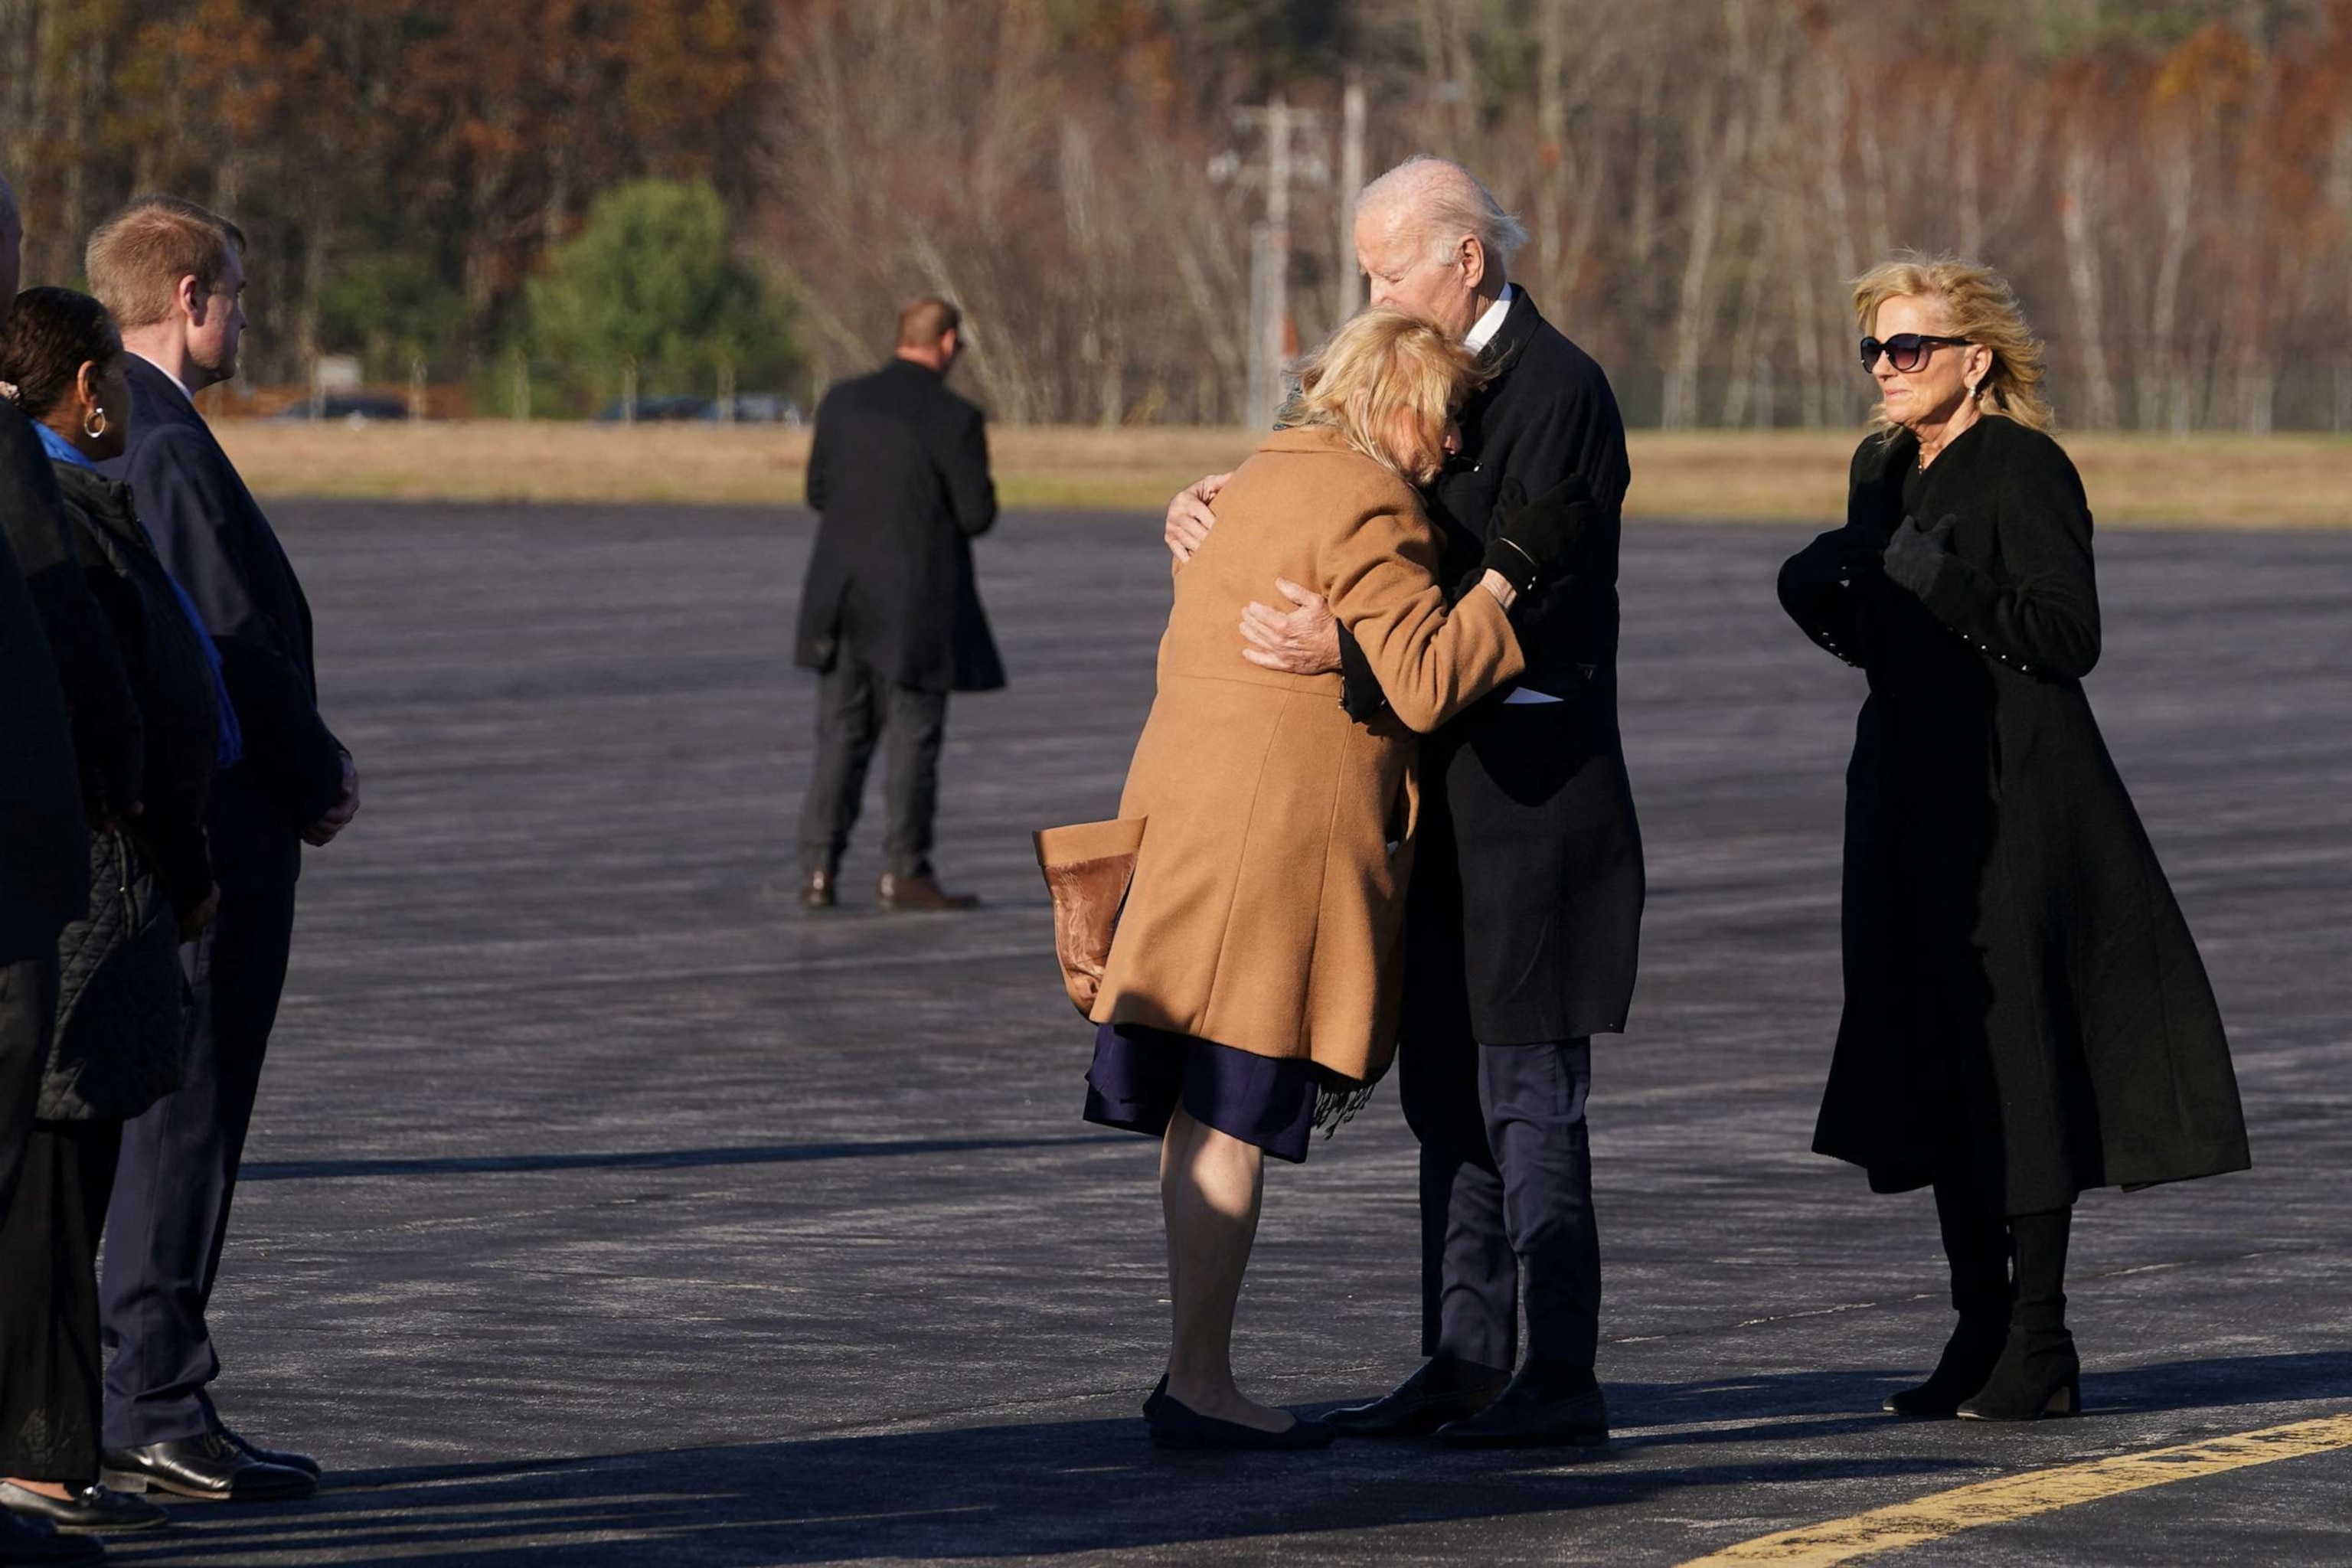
[{"x1": 1083, "y1": 1022, "x2": 1318, "y2": 1165}]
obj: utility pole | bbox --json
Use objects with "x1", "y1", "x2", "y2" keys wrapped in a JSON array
[
  {"x1": 1336, "y1": 76, "x2": 1367, "y2": 322},
  {"x1": 1258, "y1": 95, "x2": 1294, "y2": 429},
  {"x1": 1216, "y1": 96, "x2": 1329, "y2": 429}
]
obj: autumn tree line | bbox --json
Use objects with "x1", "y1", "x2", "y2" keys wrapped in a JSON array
[{"x1": 5, "y1": 0, "x2": 2350, "y2": 430}]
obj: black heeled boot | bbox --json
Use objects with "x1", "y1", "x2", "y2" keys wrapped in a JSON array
[
  {"x1": 1886, "y1": 1179, "x2": 2014, "y2": 1417},
  {"x1": 1958, "y1": 1207, "x2": 2081, "y2": 1421}
]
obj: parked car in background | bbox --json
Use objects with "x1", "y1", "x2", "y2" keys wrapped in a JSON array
[
  {"x1": 595, "y1": 394, "x2": 714, "y2": 423},
  {"x1": 707, "y1": 394, "x2": 805, "y2": 427},
  {"x1": 270, "y1": 394, "x2": 413, "y2": 423},
  {"x1": 593, "y1": 394, "x2": 805, "y2": 426}
]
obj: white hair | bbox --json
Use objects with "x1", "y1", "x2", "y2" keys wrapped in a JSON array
[{"x1": 1358, "y1": 155, "x2": 1529, "y2": 271}]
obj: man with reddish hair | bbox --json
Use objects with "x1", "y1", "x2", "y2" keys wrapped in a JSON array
[{"x1": 87, "y1": 195, "x2": 353, "y2": 1504}]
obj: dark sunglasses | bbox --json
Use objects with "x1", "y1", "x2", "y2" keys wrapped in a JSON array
[{"x1": 1860, "y1": 333, "x2": 1970, "y2": 372}]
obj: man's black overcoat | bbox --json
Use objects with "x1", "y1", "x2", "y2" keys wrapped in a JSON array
[
  {"x1": 0, "y1": 403, "x2": 93, "y2": 964},
  {"x1": 1778, "y1": 417, "x2": 2249, "y2": 1210},
  {"x1": 104, "y1": 356, "x2": 345, "y2": 833},
  {"x1": 1338, "y1": 290, "x2": 1645, "y2": 1045},
  {"x1": 795, "y1": 358, "x2": 1004, "y2": 693}
]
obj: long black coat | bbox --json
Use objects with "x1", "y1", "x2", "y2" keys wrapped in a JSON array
[
  {"x1": 0, "y1": 406, "x2": 90, "y2": 966},
  {"x1": 104, "y1": 355, "x2": 344, "y2": 832},
  {"x1": 1338, "y1": 290, "x2": 1644, "y2": 1044},
  {"x1": 1779, "y1": 417, "x2": 2249, "y2": 1210},
  {"x1": 794, "y1": 358, "x2": 1004, "y2": 693}
]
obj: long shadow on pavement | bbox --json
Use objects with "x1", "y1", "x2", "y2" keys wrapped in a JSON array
[
  {"x1": 106, "y1": 1356, "x2": 2352, "y2": 1566},
  {"x1": 240, "y1": 1135, "x2": 1128, "y2": 1183},
  {"x1": 101, "y1": 1369, "x2": 1960, "y2": 1568}
]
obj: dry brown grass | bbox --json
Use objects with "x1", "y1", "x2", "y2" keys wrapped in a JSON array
[{"x1": 218, "y1": 420, "x2": 2352, "y2": 528}]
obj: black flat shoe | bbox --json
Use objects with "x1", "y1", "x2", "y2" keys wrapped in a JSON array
[
  {"x1": 1436, "y1": 1367, "x2": 1609, "y2": 1449},
  {"x1": 1, "y1": 1481, "x2": 168, "y2": 1534},
  {"x1": 1142, "y1": 1374, "x2": 1168, "y2": 1419},
  {"x1": 0, "y1": 1510, "x2": 105, "y2": 1564},
  {"x1": 100, "y1": 1433, "x2": 316, "y2": 1502},
  {"x1": 1884, "y1": 1316, "x2": 2010, "y2": 1418},
  {"x1": 208, "y1": 1419, "x2": 322, "y2": 1480},
  {"x1": 1956, "y1": 1328, "x2": 2082, "y2": 1422},
  {"x1": 1147, "y1": 1395, "x2": 1334, "y2": 1451},
  {"x1": 1326, "y1": 1357, "x2": 1510, "y2": 1439}
]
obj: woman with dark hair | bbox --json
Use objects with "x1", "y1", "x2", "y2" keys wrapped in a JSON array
[
  {"x1": 1778, "y1": 256, "x2": 2249, "y2": 1423},
  {"x1": 0, "y1": 287, "x2": 237, "y2": 1536}
]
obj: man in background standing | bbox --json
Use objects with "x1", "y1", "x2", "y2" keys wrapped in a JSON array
[
  {"x1": 795, "y1": 295, "x2": 1001, "y2": 913},
  {"x1": 89, "y1": 196, "x2": 356, "y2": 1504}
]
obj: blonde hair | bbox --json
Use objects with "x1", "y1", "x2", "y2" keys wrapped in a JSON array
[
  {"x1": 1283, "y1": 308, "x2": 1485, "y2": 476},
  {"x1": 1851, "y1": 253, "x2": 2053, "y2": 433},
  {"x1": 86, "y1": 195, "x2": 246, "y2": 332}
]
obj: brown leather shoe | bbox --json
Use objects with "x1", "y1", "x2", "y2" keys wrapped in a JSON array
[
  {"x1": 877, "y1": 872, "x2": 979, "y2": 911},
  {"x1": 802, "y1": 868, "x2": 837, "y2": 910}
]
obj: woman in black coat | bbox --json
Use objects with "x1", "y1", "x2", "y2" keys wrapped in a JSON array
[
  {"x1": 1778, "y1": 257, "x2": 2248, "y2": 1423},
  {"x1": 0, "y1": 288, "x2": 229, "y2": 1535}
]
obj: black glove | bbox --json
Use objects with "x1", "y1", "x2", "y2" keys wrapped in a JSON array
[
  {"x1": 1881, "y1": 514, "x2": 1953, "y2": 598},
  {"x1": 1481, "y1": 475, "x2": 1599, "y2": 593}
]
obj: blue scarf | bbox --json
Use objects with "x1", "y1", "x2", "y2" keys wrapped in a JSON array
[{"x1": 38, "y1": 422, "x2": 245, "y2": 769}]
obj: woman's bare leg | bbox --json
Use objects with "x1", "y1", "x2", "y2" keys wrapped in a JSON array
[{"x1": 1159, "y1": 1104, "x2": 1292, "y2": 1432}]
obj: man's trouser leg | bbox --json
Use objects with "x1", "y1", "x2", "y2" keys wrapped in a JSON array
[
  {"x1": 102, "y1": 768, "x2": 299, "y2": 1449},
  {"x1": 1398, "y1": 754, "x2": 1518, "y2": 1371},
  {"x1": 798, "y1": 652, "x2": 881, "y2": 877},
  {"x1": 879, "y1": 683, "x2": 948, "y2": 880},
  {"x1": 1407, "y1": 1027, "x2": 1518, "y2": 1371},
  {"x1": 1479, "y1": 1038, "x2": 1601, "y2": 1375}
]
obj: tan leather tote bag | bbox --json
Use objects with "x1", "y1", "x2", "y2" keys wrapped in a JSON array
[{"x1": 1033, "y1": 816, "x2": 1146, "y2": 1016}]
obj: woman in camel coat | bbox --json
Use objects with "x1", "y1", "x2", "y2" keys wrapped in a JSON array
[{"x1": 1056, "y1": 309, "x2": 1594, "y2": 1451}]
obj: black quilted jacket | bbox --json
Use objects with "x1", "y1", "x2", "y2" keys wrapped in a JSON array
[{"x1": 43, "y1": 828, "x2": 183, "y2": 1121}]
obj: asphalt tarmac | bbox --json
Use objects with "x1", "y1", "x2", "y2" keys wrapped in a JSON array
[{"x1": 96, "y1": 501, "x2": 2352, "y2": 1566}]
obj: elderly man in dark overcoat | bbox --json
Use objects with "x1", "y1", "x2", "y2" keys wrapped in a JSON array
[
  {"x1": 795, "y1": 295, "x2": 1002, "y2": 913},
  {"x1": 1165, "y1": 155, "x2": 1643, "y2": 1447}
]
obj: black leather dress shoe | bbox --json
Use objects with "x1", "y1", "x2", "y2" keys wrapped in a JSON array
[
  {"x1": 100, "y1": 1432, "x2": 317, "y2": 1501},
  {"x1": 0, "y1": 1510, "x2": 105, "y2": 1564},
  {"x1": 209, "y1": 1420, "x2": 322, "y2": 1480},
  {"x1": 1436, "y1": 1368, "x2": 1610, "y2": 1449},
  {"x1": 1146, "y1": 1395, "x2": 1335, "y2": 1452},
  {"x1": 1, "y1": 1480, "x2": 168, "y2": 1534},
  {"x1": 1326, "y1": 1357, "x2": 1510, "y2": 1438}
]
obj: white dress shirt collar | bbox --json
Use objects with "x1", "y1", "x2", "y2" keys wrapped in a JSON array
[
  {"x1": 1463, "y1": 284, "x2": 1517, "y2": 354},
  {"x1": 128, "y1": 351, "x2": 198, "y2": 413}
]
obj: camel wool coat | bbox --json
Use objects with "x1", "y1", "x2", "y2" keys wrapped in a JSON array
[{"x1": 1090, "y1": 426, "x2": 1527, "y2": 1083}]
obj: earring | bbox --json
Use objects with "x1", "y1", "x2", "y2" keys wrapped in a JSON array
[{"x1": 85, "y1": 406, "x2": 108, "y2": 439}]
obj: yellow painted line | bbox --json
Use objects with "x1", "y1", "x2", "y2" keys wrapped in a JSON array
[{"x1": 1680, "y1": 1413, "x2": 2352, "y2": 1566}]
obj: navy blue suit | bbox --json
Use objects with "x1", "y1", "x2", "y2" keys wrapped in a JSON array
[{"x1": 99, "y1": 357, "x2": 343, "y2": 1447}]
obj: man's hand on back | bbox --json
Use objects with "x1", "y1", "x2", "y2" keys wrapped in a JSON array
[
  {"x1": 1165, "y1": 472, "x2": 1231, "y2": 564},
  {"x1": 1240, "y1": 577, "x2": 1341, "y2": 676}
]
